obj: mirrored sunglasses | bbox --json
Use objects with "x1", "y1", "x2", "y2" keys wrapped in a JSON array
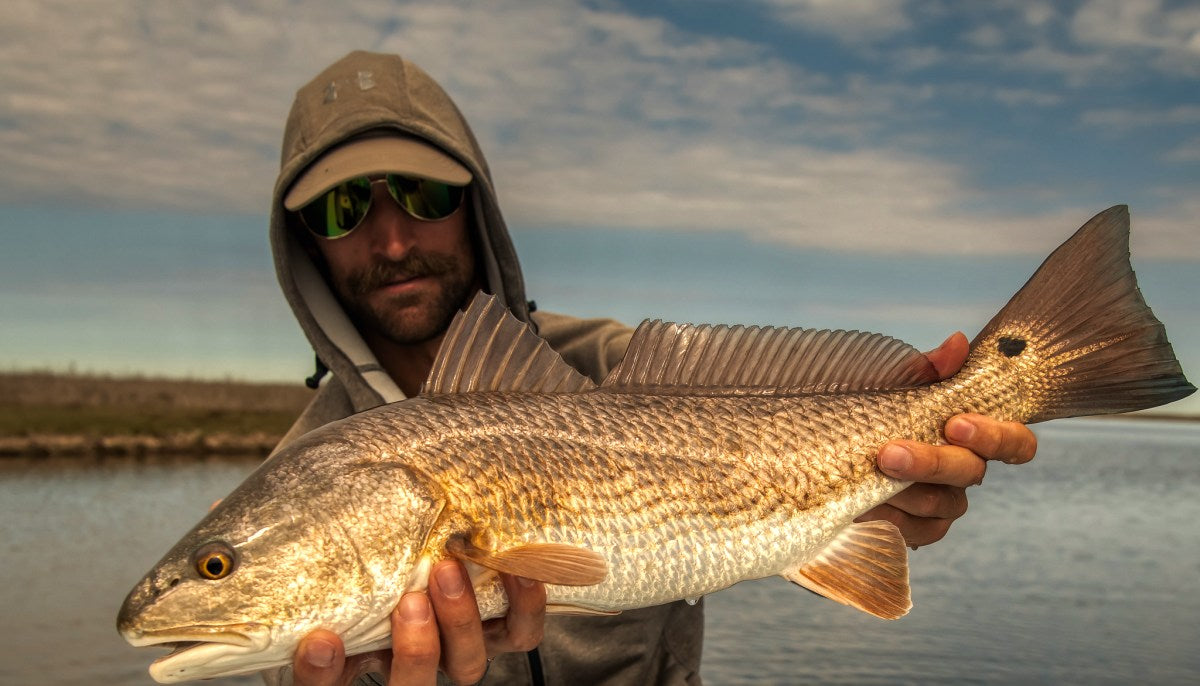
[{"x1": 296, "y1": 174, "x2": 466, "y2": 239}]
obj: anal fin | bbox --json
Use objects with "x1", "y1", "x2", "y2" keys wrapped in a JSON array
[
  {"x1": 446, "y1": 536, "x2": 607, "y2": 587},
  {"x1": 781, "y1": 520, "x2": 911, "y2": 620}
]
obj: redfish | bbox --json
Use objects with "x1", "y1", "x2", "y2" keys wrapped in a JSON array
[{"x1": 118, "y1": 206, "x2": 1193, "y2": 682}]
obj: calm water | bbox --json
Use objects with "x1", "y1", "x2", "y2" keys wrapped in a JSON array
[{"x1": 3, "y1": 419, "x2": 1198, "y2": 685}]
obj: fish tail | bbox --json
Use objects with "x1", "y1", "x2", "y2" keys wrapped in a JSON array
[{"x1": 970, "y1": 205, "x2": 1195, "y2": 422}]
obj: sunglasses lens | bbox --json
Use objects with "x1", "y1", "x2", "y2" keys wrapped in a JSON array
[
  {"x1": 299, "y1": 178, "x2": 373, "y2": 238},
  {"x1": 387, "y1": 175, "x2": 465, "y2": 220}
]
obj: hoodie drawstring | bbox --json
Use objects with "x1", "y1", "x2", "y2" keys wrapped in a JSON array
[{"x1": 305, "y1": 355, "x2": 329, "y2": 389}]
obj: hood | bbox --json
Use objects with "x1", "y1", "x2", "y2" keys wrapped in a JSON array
[{"x1": 270, "y1": 51, "x2": 529, "y2": 410}]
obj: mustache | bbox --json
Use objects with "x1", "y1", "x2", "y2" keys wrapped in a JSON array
[{"x1": 343, "y1": 252, "x2": 460, "y2": 298}]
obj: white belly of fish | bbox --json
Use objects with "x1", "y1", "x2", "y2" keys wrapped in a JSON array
[{"x1": 468, "y1": 469, "x2": 909, "y2": 618}]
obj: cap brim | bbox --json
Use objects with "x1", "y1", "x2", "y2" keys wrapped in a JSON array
[{"x1": 283, "y1": 134, "x2": 473, "y2": 210}]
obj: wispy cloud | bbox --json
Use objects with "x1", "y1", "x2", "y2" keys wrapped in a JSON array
[
  {"x1": 1081, "y1": 105, "x2": 1200, "y2": 130},
  {"x1": 1164, "y1": 137, "x2": 1200, "y2": 163},
  {"x1": 1071, "y1": 0, "x2": 1200, "y2": 74},
  {"x1": 755, "y1": 0, "x2": 913, "y2": 42}
]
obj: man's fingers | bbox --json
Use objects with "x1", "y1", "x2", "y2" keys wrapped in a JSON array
[
  {"x1": 883, "y1": 482, "x2": 968, "y2": 521},
  {"x1": 945, "y1": 414, "x2": 1037, "y2": 465},
  {"x1": 292, "y1": 630, "x2": 345, "y2": 686},
  {"x1": 923, "y1": 332, "x2": 970, "y2": 380},
  {"x1": 878, "y1": 440, "x2": 988, "y2": 487},
  {"x1": 483, "y1": 574, "x2": 546, "y2": 656},
  {"x1": 857, "y1": 502, "x2": 955, "y2": 548},
  {"x1": 858, "y1": 483, "x2": 967, "y2": 547},
  {"x1": 387, "y1": 592, "x2": 440, "y2": 686},
  {"x1": 428, "y1": 560, "x2": 489, "y2": 685}
]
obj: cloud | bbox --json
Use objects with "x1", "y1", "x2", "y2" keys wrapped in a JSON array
[
  {"x1": 1072, "y1": 0, "x2": 1200, "y2": 67},
  {"x1": 1081, "y1": 105, "x2": 1200, "y2": 130},
  {"x1": 0, "y1": 0, "x2": 1195, "y2": 261},
  {"x1": 755, "y1": 0, "x2": 912, "y2": 42},
  {"x1": 1163, "y1": 137, "x2": 1200, "y2": 163},
  {"x1": 991, "y1": 87, "x2": 1066, "y2": 108}
]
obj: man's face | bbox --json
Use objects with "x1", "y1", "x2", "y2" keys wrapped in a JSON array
[{"x1": 313, "y1": 180, "x2": 479, "y2": 346}]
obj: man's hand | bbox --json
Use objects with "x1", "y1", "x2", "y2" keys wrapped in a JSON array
[
  {"x1": 858, "y1": 332, "x2": 1038, "y2": 547},
  {"x1": 291, "y1": 560, "x2": 546, "y2": 686}
]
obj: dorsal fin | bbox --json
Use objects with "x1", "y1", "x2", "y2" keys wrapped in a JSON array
[
  {"x1": 601, "y1": 320, "x2": 938, "y2": 395},
  {"x1": 422, "y1": 292, "x2": 596, "y2": 395}
]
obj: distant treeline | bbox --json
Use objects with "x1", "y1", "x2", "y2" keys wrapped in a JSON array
[{"x1": 1, "y1": 372, "x2": 312, "y2": 458}]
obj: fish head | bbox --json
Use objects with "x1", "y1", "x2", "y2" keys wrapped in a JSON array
[{"x1": 117, "y1": 436, "x2": 444, "y2": 683}]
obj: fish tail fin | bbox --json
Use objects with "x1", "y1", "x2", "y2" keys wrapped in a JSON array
[{"x1": 970, "y1": 205, "x2": 1194, "y2": 422}]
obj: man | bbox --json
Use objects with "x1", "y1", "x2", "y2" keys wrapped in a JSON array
[{"x1": 268, "y1": 51, "x2": 1037, "y2": 686}]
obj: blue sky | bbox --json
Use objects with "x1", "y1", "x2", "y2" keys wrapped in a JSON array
[{"x1": 1, "y1": 0, "x2": 1197, "y2": 413}]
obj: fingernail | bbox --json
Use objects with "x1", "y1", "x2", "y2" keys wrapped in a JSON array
[
  {"x1": 398, "y1": 592, "x2": 431, "y2": 624},
  {"x1": 304, "y1": 639, "x2": 336, "y2": 668},
  {"x1": 435, "y1": 563, "x2": 465, "y2": 599},
  {"x1": 946, "y1": 417, "x2": 976, "y2": 443},
  {"x1": 517, "y1": 576, "x2": 535, "y2": 588},
  {"x1": 879, "y1": 444, "x2": 912, "y2": 474}
]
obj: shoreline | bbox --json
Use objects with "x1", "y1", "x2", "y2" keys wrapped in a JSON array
[
  {"x1": 2, "y1": 371, "x2": 309, "y2": 458},
  {"x1": 0, "y1": 431, "x2": 281, "y2": 459},
  {"x1": 3, "y1": 371, "x2": 1196, "y2": 459}
]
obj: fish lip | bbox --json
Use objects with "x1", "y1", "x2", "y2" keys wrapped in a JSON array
[
  {"x1": 123, "y1": 624, "x2": 272, "y2": 683},
  {"x1": 122, "y1": 623, "x2": 263, "y2": 648}
]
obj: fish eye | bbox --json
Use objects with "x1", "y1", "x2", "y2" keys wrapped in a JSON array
[
  {"x1": 997, "y1": 336, "x2": 1027, "y2": 357},
  {"x1": 193, "y1": 542, "x2": 236, "y2": 580}
]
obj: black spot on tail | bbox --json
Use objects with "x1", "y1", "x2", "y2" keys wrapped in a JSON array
[{"x1": 998, "y1": 336, "x2": 1027, "y2": 357}]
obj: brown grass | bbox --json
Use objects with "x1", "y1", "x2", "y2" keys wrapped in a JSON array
[
  {"x1": 1, "y1": 371, "x2": 311, "y2": 412},
  {"x1": 1, "y1": 372, "x2": 313, "y2": 456}
]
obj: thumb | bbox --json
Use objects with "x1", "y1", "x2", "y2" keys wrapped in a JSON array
[
  {"x1": 924, "y1": 332, "x2": 969, "y2": 380},
  {"x1": 292, "y1": 630, "x2": 346, "y2": 686}
]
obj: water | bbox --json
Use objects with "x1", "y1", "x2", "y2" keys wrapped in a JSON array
[{"x1": 2, "y1": 420, "x2": 1198, "y2": 685}]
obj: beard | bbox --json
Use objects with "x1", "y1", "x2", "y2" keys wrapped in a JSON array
[{"x1": 331, "y1": 249, "x2": 477, "y2": 346}]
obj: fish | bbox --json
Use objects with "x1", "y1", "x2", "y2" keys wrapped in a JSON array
[{"x1": 117, "y1": 205, "x2": 1194, "y2": 682}]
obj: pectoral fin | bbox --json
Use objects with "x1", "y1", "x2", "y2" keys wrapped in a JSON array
[
  {"x1": 781, "y1": 520, "x2": 911, "y2": 620},
  {"x1": 446, "y1": 536, "x2": 607, "y2": 586}
]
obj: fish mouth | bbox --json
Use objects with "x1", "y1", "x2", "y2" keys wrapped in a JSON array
[{"x1": 122, "y1": 624, "x2": 273, "y2": 683}]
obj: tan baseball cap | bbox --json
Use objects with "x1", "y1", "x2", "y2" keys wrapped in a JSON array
[{"x1": 283, "y1": 132, "x2": 472, "y2": 211}]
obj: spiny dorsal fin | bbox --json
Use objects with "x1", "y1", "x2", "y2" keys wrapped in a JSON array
[
  {"x1": 600, "y1": 320, "x2": 938, "y2": 395},
  {"x1": 445, "y1": 536, "x2": 608, "y2": 586},
  {"x1": 781, "y1": 520, "x2": 911, "y2": 620},
  {"x1": 422, "y1": 292, "x2": 595, "y2": 395}
]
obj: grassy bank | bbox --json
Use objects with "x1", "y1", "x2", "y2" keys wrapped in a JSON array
[{"x1": 1, "y1": 372, "x2": 312, "y2": 457}]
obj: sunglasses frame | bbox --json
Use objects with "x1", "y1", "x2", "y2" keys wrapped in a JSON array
[{"x1": 296, "y1": 174, "x2": 466, "y2": 240}]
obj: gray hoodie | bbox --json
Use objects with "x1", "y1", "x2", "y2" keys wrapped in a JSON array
[{"x1": 269, "y1": 51, "x2": 703, "y2": 685}]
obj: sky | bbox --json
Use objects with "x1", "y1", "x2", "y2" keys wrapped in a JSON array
[{"x1": 1, "y1": 0, "x2": 1197, "y2": 413}]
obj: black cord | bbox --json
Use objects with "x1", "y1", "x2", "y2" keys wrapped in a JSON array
[
  {"x1": 305, "y1": 355, "x2": 329, "y2": 389},
  {"x1": 526, "y1": 647, "x2": 545, "y2": 686}
]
